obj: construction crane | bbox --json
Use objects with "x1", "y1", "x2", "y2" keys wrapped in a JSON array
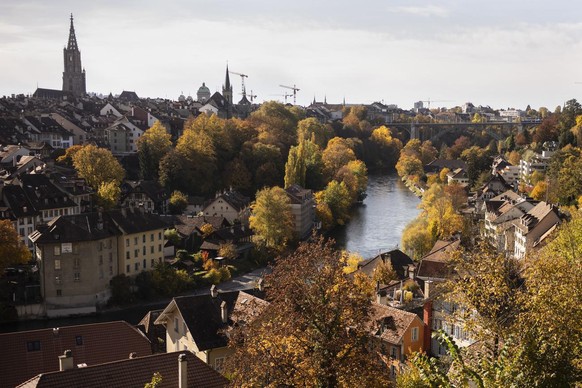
[
  {"x1": 270, "y1": 93, "x2": 293, "y2": 104},
  {"x1": 421, "y1": 98, "x2": 453, "y2": 109},
  {"x1": 229, "y1": 70, "x2": 248, "y2": 97},
  {"x1": 247, "y1": 90, "x2": 257, "y2": 103},
  {"x1": 279, "y1": 84, "x2": 300, "y2": 105}
]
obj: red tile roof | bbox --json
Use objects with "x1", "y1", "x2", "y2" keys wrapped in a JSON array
[
  {"x1": 0, "y1": 321, "x2": 152, "y2": 387},
  {"x1": 17, "y1": 351, "x2": 228, "y2": 388}
]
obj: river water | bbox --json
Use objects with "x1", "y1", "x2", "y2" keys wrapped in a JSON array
[{"x1": 331, "y1": 173, "x2": 421, "y2": 259}]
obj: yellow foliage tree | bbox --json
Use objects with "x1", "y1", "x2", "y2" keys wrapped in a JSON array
[
  {"x1": 0, "y1": 220, "x2": 31, "y2": 273},
  {"x1": 72, "y1": 145, "x2": 125, "y2": 190}
]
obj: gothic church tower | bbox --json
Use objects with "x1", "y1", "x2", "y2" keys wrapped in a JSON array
[{"x1": 62, "y1": 14, "x2": 86, "y2": 96}]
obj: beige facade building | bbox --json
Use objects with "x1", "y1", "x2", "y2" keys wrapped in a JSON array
[
  {"x1": 109, "y1": 209, "x2": 168, "y2": 276},
  {"x1": 285, "y1": 184, "x2": 315, "y2": 239}
]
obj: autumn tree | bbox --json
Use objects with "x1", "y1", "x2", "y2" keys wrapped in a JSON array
[
  {"x1": 249, "y1": 186, "x2": 294, "y2": 250},
  {"x1": 72, "y1": 145, "x2": 125, "y2": 190},
  {"x1": 315, "y1": 180, "x2": 352, "y2": 228},
  {"x1": 96, "y1": 180, "x2": 121, "y2": 210},
  {"x1": 401, "y1": 218, "x2": 434, "y2": 260},
  {"x1": 372, "y1": 259, "x2": 397, "y2": 285},
  {"x1": 168, "y1": 190, "x2": 188, "y2": 214},
  {"x1": 512, "y1": 211, "x2": 582, "y2": 386},
  {"x1": 218, "y1": 242, "x2": 237, "y2": 260},
  {"x1": 297, "y1": 117, "x2": 331, "y2": 147},
  {"x1": 248, "y1": 101, "x2": 299, "y2": 152},
  {"x1": 0, "y1": 220, "x2": 31, "y2": 274},
  {"x1": 366, "y1": 125, "x2": 403, "y2": 170},
  {"x1": 138, "y1": 121, "x2": 172, "y2": 180},
  {"x1": 322, "y1": 137, "x2": 357, "y2": 178},
  {"x1": 226, "y1": 237, "x2": 391, "y2": 387},
  {"x1": 395, "y1": 153, "x2": 424, "y2": 179},
  {"x1": 56, "y1": 144, "x2": 84, "y2": 166}
]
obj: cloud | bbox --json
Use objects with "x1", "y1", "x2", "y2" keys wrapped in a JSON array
[{"x1": 390, "y1": 5, "x2": 449, "y2": 17}]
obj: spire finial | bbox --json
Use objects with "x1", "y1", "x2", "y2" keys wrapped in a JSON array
[{"x1": 67, "y1": 13, "x2": 78, "y2": 51}]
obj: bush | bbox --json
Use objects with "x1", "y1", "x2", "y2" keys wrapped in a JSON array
[
  {"x1": 109, "y1": 274, "x2": 134, "y2": 305},
  {"x1": 204, "y1": 268, "x2": 222, "y2": 285}
]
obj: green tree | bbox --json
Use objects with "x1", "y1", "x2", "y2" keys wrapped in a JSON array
[
  {"x1": 72, "y1": 145, "x2": 125, "y2": 190},
  {"x1": 315, "y1": 180, "x2": 352, "y2": 227},
  {"x1": 249, "y1": 186, "x2": 294, "y2": 250},
  {"x1": 226, "y1": 237, "x2": 391, "y2": 387},
  {"x1": 284, "y1": 140, "x2": 307, "y2": 188},
  {"x1": 138, "y1": 121, "x2": 172, "y2": 180},
  {"x1": 168, "y1": 190, "x2": 188, "y2": 214},
  {"x1": 0, "y1": 219, "x2": 31, "y2": 274}
]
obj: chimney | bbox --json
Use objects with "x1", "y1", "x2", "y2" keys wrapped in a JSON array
[
  {"x1": 220, "y1": 300, "x2": 228, "y2": 324},
  {"x1": 210, "y1": 284, "x2": 218, "y2": 298},
  {"x1": 59, "y1": 350, "x2": 74, "y2": 371},
  {"x1": 423, "y1": 281, "x2": 433, "y2": 355},
  {"x1": 408, "y1": 265, "x2": 415, "y2": 280},
  {"x1": 178, "y1": 353, "x2": 188, "y2": 388},
  {"x1": 129, "y1": 352, "x2": 137, "y2": 359},
  {"x1": 257, "y1": 278, "x2": 264, "y2": 292},
  {"x1": 424, "y1": 280, "x2": 432, "y2": 299}
]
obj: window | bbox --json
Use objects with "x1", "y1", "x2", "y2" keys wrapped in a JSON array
[
  {"x1": 54, "y1": 246, "x2": 61, "y2": 256},
  {"x1": 76, "y1": 336, "x2": 83, "y2": 346},
  {"x1": 126, "y1": 264, "x2": 130, "y2": 273},
  {"x1": 134, "y1": 249, "x2": 138, "y2": 258},
  {"x1": 174, "y1": 317, "x2": 179, "y2": 332},
  {"x1": 98, "y1": 242, "x2": 103, "y2": 251},
  {"x1": 27, "y1": 341, "x2": 41, "y2": 352},
  {"x1": 126, "y1": 239, "x2": 129, "y2": 247},
  {"x1": 135, "y1": 262, "x2": 139, "y2": 271},
  {"x1": 54, "y1": 259, "x2": 61, "y2": 270},
  {"x1": 390, "y1": 365, "x2": 396, "y2": 377},
  {"x1": 109, "y1": 252, "x2": 113, "y2": 262},
  {"x1": 134, "y1": 237, "x2": 138, "y2": 245},
  {"x1": 126, "y1": 251, "x2": 130, "y2": 260},
  {"x1": 56, "y1": 289, "x2": 62, "y2": 297},
  {"x1": 411, "y1": 327, "x2": 419, "y2": 342},
  {"x1": 150, "y1": 246, "x2": 154, "y2": 254},
  {"x1": 150, "y1": 233, "x2": 154, "y2": 242},
  {"x1": 143, "y1": 246, "x2": 146, "y2": 255},
  {"x1": 55, "y1": 275, "x2": 61, "y2": 284},
  {"x1": 142, "y1": 234, "x2": 146, "y2": 243},
  {"x1": 391, "y1": 346, "x2": 398, "y2": 359},
  {"x1": 109, "y1": 266, "x2": 113, "y2": 276},
  {"x1": 73, "y1": 258, "x2": 80, "y2": 268},
  {"x1": 151, "y1": 259, "x2": 155, "y2": 267},
  {"x1": 158, "y1": 244, "x2": 162, "y2": 252},
  {"x1": 74, "y1": 272, "x2": 80, "y2": 282},
  {"x1": 158, "y1": 232, "x2": 162, "y2": 240},
  {"x1": 143, "y1": 259, "x2": 146, "y2": 269},
  {"x1": 215, "y1": 357, "x2": 225, "y2": 373}
]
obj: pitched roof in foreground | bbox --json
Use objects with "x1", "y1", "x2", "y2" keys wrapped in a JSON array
[
  {"x1": 18, "y1": 351, "x2": 228, "y2": 388},
  {"x1": 0, "y1": 321, "x2": 152, "y2": 388}
]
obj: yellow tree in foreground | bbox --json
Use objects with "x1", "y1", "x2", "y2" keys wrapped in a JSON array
[{"x1": 226, "y1": 237, "x2": 391, "y2": 387}]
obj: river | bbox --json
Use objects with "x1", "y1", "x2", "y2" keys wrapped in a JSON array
[{"x1": 331, "y1": 173, "x2": 421, "y2": 259}]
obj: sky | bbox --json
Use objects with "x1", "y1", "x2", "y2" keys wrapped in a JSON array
[{"x1": 1, "y1": 0, "x2": 581, "y2": 110}]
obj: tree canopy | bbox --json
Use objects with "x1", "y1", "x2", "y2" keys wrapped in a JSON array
[
  {"x1": 249, "y1": 186, "x2": 294, "y2": 250},
  {"x1": 0, "y1": 220, "x2": 31, "y2": 274},
  {"x1": 226, "y1": 237, "x2": 391, "y2": 387}
]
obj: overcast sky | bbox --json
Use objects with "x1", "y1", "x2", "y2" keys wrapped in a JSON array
[{"x1": 1, "y1": 1, "x2": 581, "y2": 110}]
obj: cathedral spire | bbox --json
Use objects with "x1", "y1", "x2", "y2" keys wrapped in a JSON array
[
  {"x1": 224, "y1": 64, "x2": 231, "y2": 90},
  {"x1": 67, "y1": 13, "x2": 78, "y2": 51}
]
